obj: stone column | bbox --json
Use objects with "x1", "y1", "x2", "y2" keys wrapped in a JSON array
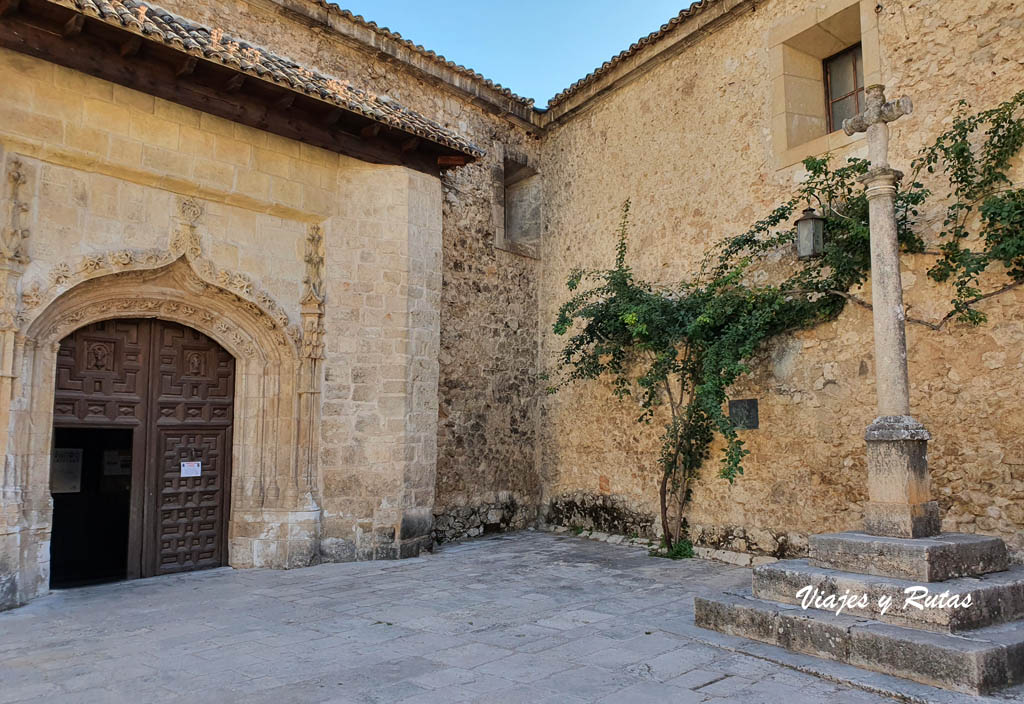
[{"x1": 843, "y1": 86, "x2": 940, "y2": 538}]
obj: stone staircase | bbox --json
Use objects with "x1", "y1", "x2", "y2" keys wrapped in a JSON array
[{"x1": 695, "y1": 531, "x2": 1024, "y2": 695}]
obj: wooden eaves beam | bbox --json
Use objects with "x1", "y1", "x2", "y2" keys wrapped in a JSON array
[{"x1": 0, "y1": 1, "x2": 474, "y2": 175}]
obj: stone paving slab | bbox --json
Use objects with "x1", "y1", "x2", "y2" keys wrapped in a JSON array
[{"x1": 0, "y1": 531, "x2": 1021, "y2": 703}]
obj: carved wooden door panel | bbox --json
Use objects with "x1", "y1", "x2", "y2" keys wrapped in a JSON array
[
  {"x1": 53, "y1": 319, "x2": 234, "y2": 580},
  {"x1": 54, "y1": 319, "x2": 151, "y2": 426},
  {"x1": 145, "y1": 322, "x2": 234, "y2": 575}
]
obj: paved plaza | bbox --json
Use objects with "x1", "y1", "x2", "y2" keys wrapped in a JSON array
[{"x1": 1, "y1": 531, "x2": 1022, "y2": 704}]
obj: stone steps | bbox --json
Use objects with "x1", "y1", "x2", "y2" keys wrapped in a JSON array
[
  {"x1": 694, "y1": 589, "x2": 1024, "y2": 695},
  {"x1": 810, "y1": 532, "x2": 1009, "y2": 582},
  {"x1": 752, "y1": 559, "x2": 1024, "y2": 633}
]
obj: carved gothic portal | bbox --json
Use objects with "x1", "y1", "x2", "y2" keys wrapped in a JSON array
[
  {"x1": 1, "y1": 258, "x2": 322, "y2": 607},
  {"x1": 51, "y1": 319, "x2": 235, "y2": 584}
]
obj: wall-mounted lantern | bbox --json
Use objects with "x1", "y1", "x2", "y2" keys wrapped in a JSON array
[{"x1": 795, "y1": 207, "x2": 825, "y2": 259}]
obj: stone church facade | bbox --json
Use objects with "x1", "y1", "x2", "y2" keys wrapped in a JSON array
[{"x1": 0, "y1": 0, "x2": 1021, "y2": 610}]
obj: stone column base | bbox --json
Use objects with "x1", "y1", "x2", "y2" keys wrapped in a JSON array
[
  {"x1": 229, "y1": 508, "x2": 321, "y2": 570},
  {"x1": 863, "y1": 500, "x2": 941, "y2": 539},
  {"x1": 864, "y1": 415, "x2": 940, "y2": 538}
]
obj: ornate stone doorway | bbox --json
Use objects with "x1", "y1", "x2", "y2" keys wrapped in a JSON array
[{"x1": 50, "y1": 318, "x2": 235, "y2": 585}]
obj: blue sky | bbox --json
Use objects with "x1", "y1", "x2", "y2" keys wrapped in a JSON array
[{"x1": 340, "y1": 1, "x2": 688, "y2": 105}]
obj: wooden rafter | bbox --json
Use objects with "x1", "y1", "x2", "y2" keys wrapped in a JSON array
[
  {"x1": 61, "y1": 12, "x2": 83, "y2": 37},
  {"x1": 174, "y1": 55, "x2": 197, "y2": 78},
  {"x1": 273, "y1": 92, "x2": 295, "y2": 111},
  {"x1": 224, "y1": 73, "x2": 244, "y2": 92},
  {"x1": 119, "y1": 34, "x2": 141, "y2": 57}
]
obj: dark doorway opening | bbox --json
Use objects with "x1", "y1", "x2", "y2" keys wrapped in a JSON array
[
  {"x1": 50, "y1": 427, "x2": 133, "y2": 588},
  {"x1": 51, "y1": 318, "x2": 235, "y2": 586}
]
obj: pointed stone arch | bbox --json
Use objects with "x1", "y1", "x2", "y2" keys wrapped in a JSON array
[{"x1": 5, "y1": 256, "x2": 321, "y2": 607}]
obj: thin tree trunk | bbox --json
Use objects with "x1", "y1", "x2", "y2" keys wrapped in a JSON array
[
  {"x1": 659, "y1": 468, "x2": 672, "y2": 551},
  {"x1": 673, "y1": 476, "x2": 689, "y2": 547}
]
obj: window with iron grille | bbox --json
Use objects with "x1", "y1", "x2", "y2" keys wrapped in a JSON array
[{"x1": 824, "y1": 44, "x2": 864, "y2": 133}]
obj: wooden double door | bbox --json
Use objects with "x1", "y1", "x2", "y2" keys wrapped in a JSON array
[{"x1": 52, "y1": 319, "x2": 235, "y2": 581}]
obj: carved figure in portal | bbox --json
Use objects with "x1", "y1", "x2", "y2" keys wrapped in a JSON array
[
  {"x1": 86, "y1": 342, "x2": 112, "y2": 371},
  {"x1": 186, "y1": 351, "x2": 204, "y2": 376}
]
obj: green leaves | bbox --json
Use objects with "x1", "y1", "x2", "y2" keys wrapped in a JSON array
[
  {"x1": 915, "y1": 90, "x2": 1024, "y2": 322},
  {"x1": 549, "y1": 93, "x2": 1024, "y2": 547}
]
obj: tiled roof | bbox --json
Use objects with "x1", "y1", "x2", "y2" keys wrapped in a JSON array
[
  {"x1": 301, "y1": 0, "x2": 536, "y2": 109},
  {"x1": 64, "y1": 0, "x2": 485, "y2": 157},
  {"x1": 547, "y1": 0, "x2": 717, "y2": 108}
]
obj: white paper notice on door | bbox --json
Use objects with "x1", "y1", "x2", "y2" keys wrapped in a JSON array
[
  {"x1": 51, "y1": 448, "x2": 83, "y2": 493},
  {"x1": 180, "y1": 460, "x2": 202, "y2": 477}
]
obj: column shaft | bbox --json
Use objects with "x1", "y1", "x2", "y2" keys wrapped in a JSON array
[{"x1": 864, "y1": 169, "x2": 910, "y2": 417}]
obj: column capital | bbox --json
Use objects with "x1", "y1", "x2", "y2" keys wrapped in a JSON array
[
  {"x1": 858, "y1": 166, "x2": 903, "y2": 187},
  {"x1": 859, "y1": 168, "x2": 902, "y2": 202}
]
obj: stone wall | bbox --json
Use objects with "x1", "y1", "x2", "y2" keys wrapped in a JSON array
[
  {"x1": 0, "y1": 0, "x2": 546, "y2": 582},
  {"x1": 537, "y1": 0, "x2": 1024, "y2": 560},
  {"x1": 4, "y1": 0, "x2": 1020, "y2": 609},
  {"x1": 171, "y1": 0, "x2": 547, "y2": 540},
  {"x1": 0, "y1": 27, "x2": 473, "y2": 606},
  {"x1": 319, "y1": 164, "x2": 445, "y2": 561},
  {"x1": 153, "y1": 0, "x2": 546, "y2": 542}
]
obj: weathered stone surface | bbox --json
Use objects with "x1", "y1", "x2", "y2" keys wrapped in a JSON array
[
  {"x1": 538, "y1": 0, "x2": 1024, "y2": 564},
  {"x1": 864, "y1": 416, "x2": 942, "y2": 538},
  {"x1": 753, "y1": 559, "x2": 1024, "y2": 632},
  {"x1": 1, "y1": 533, "x2": 910, "y2": 704},
  {"x1": 432, "y1": 495, "x2": 535, "y2": 544},
  {"x1": 3, "y1": 0, "x2": 1024, "y2": 620},
  {"x1": 810, "y1": 531, "x2": 1009, "y2": 582},
  {"x1": 849, "y1": 620, "x2": 1018, "y2": 695},
  {"x1": 544, "y1": 491, "x2": 658, "y2": 539},
  {"x1": 695, "y1": 589, "x2": 1024, "y2": 694},
  {"x1": 776, "y1": 607, "x2": 855, "y2": 661},
  {"x1": 694, "y1": 591, "x2": 784, "y2": 642}
]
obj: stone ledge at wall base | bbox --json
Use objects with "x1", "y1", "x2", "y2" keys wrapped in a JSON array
[
  {"x1": 543, "y1": 492, "x2": 812, "y2": 559},
  {"x1": 695, "y1": 531, "x2": 1024, "y2": 695},
  {"x1": 541, "y1": 523, "x2": 781, "y2": 566},
  {"x1": 543, "y1": 523, "x2": 660, "y2": 549},
  {"x1": 694, "y1": 546, "x2": 779, "y2": 568}
]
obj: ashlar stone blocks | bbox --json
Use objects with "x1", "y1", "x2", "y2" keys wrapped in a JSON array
[
  {"x1": 697, "y1": 529, "x2": 1024, "y2": 694},
  {"x1": 864, "y1": 416, "x2": 941, "y2": 539},
  {"x1": 695, "y1": 590, "x2": 1024, "y2": 694},
  {"x1": 809, "y1": 531, "x2": 1009, "y2": 582},
  {"x1": 753, "y1": 559, "x2": 1024, "y2": 632}
]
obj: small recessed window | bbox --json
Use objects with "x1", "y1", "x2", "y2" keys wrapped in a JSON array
[
  {"x1": 824, "y1": 44, "x2": 864, "y2": 133},
  {"x1": 728, "y1": 399, "x2": 759, "y2": 430}
]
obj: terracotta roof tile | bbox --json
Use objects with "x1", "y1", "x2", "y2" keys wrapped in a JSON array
[
  {"x1": 64, "y1": 0, "x2": 486, "y2": 157},
  {"x1": 547, "y1": 0, "x2": 718, "y2": 108}
]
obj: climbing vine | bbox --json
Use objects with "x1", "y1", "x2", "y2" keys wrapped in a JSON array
[
  {"x1": 549, "y1": 92, "x2": 1024, "y2": 552},
  {"x1": 914, "y1": 90, "x2": 1024, "y2": 324}
]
